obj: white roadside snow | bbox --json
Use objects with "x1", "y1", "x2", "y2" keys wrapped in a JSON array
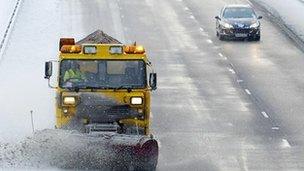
[
  {"x1": 0, "y1": 0, "x2": 122, "y2": 143},
  {"x1": 0, "y1": 0, "x2": 17, "y2": 41},
  {"x1": 0, "y1": 0, "x2": 61, "y2": 142},
  {"x1": 251, "y1": 0, "x2": 304, "y2": 42}
]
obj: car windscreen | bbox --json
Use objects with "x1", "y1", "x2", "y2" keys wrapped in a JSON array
[
  {"x1": 223, "y1": 7, "x2": 255, "y2": 19},
  {"x1": 59, "y1": 59, "x2": 146, "y2": 89}
]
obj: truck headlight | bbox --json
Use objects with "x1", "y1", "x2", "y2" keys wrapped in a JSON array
[
  {"x1": 250, "y1": 22, "x2": 259, "y2": 28},
  {"x1": 63, "y1": 96, "x2": 76, "y2": 105},
  {"x1": 131, "y1": 97, "x2": 143, "y2": 105}
]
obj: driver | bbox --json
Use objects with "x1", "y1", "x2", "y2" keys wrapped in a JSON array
[{"x1": 63, "y1": 61, "x2": 86, "y2": 82}]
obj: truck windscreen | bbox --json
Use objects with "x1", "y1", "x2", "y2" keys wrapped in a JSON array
[{"x1": 59, "y1": 60, "x2": 146, "y2": 89}]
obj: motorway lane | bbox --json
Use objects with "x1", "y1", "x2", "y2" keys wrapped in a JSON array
[
  {"x1": 116, "y1": 0, "x2": 304, "y2": 170},
  {"x1": 183, "y1": 0, "x2": 304, "y2": 169},
  {"x1": 0, "y1": 0, "x2": 303, "y2": 170}
]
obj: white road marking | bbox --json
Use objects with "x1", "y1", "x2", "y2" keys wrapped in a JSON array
[
  {"x1": 200, "y1": 32, "x2": 209, "y2": 37},
  {"x1": 184, "y1": 7, "x2": 189, "y2": 11},
  {"x1": 190, "y1": 15, "x2": 195, "y2": 19},
  {"x1": 223, "y1": 56, "x2": 227, "y2": 60},
  {"x1": 272, "y1": 126, "x2": 279, "y2": 130},
  {"x1": 261, "y1": 111, "x2": 269, "y2": 118},
  {"x1": 246, "y1": 0, "x2": 253, "y2": 6},
  {"x1": 199, "y1": 27, "x2": 204, "y2": 32},
  {"x1": 227, "y1": 67, "x2": 236, "y2": 74},
  {"x1": 206, "y1": 39, "x2": 213, "y2": 44},
  {"x1": 218, "y1": 53, "x2": 223, "y2": 57},
  {"x1": 237, "y1": 79, "x2": 243, "y2": 83},
  {"x1": 281, "y1": 139, "x2": 291, "y2": 148},
  {"x1": 245, "y1": 89, "x2": 251, "y2": 95},
  {"x1": 0, "y1": 0, "x2": 22, "y2": 58}
]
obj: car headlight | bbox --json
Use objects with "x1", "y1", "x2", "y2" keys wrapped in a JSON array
[
  {"x1": 222, "y1": 22, "x2": 233, "y2": 29},
  {"x1": 131, "y1": 97, "x2": 143, "y2": 105},
  {"x1": 250, "y1": 22, "x2": 260, "y2": 28},
  {"x1": 63, "y1": 96, "x2": 76, "y2": 105}
]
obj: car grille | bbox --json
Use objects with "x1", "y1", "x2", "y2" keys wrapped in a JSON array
[{"x1": 233, "y1": 28, "x2": 251, "y2": 34}]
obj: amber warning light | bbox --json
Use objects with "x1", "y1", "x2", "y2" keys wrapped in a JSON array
[
  {"x1": 60, "y1": 45, "x2": 82, "y2": 53},
  {"x1": 124, "y1": 45, "x2": 145, "y2": 54}
]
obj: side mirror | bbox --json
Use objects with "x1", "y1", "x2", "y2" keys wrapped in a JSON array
[
  {"x1": 44, "y1": 61, "x2": 53, "y2": 79},
  {"x1": 149, "y1": 73, "x2": 157, "y2": 90},
  {"x1": 215, "y1": 16, "x2": 221, "y2": 20},
  {"x1": 258, "y1": 16, "x2": 263, "y2": 19}
]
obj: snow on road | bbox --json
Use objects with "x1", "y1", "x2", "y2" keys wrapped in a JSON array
[
  {"x1": 251, "y1": 0, "x2": 304, "y2": 43},
  {"x1": 0, "y1": 0, "x2": 118, "y2": 143},
  {"x1": 0, "y1": 0, "x2": 61, "y2": 142},
  {"x1": 0, "y1": 0, "x2": 18, "y2": 41},
  {"x1": 0, "y1": 0, "x2": 20, "y2": 57},
  {"x1": 0, "y1": 129, "x2": 115, "y2": 169}
]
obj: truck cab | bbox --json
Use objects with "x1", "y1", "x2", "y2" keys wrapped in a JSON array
[{"x1": 45, "y1": 38, "x2": 157, "y2": 136}]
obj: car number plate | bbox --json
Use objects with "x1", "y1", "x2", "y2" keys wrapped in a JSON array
[{"x1": 235, "y1": 33, "x2": 248, "y2": 38}]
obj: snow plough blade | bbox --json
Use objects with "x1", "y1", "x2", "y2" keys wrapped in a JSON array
[{"x1": 100, "y1": 133, "x2": 159, "y2": 170}]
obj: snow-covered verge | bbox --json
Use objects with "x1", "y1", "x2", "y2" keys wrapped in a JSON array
[
  {"x1": 0, "y1": 0, "x2": 60, "y2": 143},
  {"x1": 0, "y1": 0, "x2": 18, "y2": 38},
  {"x1": 250, "y1": 0, "x2": 304, "y2": 48},
  {"x1": 0, "y1": 0, "x2": 20, "y2": 56}
]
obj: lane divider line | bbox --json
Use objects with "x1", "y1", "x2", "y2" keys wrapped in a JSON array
[
  {"x1": 227, "y1": 67, "x2": 236, "y2": 74},
  {"x1": 218, "y1": 53, "x2": 228, "y2": 60},
  {"x1": 271, "y1": 126, "x2": 279, "y2": 130},
  {"x1": 0, "y1": 0, "x2": 23, "y2": 59},
  {"x1": 261, "y1": 111, "x2": 269, "y2": 118},
  {"x1": 246, "y1": 0, "x2": 253, "y2": 6},
  {"x1": 245, "y1": 89, "x2": 251, "y2": 95},
  {"x1": 206, "y1": 39, "x2": 213, "y2": 44},
  {"x1": 281, "y1": 139, "x2": 291, "y2": 148}
]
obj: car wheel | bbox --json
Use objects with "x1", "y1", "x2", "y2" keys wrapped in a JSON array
[
  {"x1": 219, "y1": 35, "x2": 225, "y2": 41},
  {"x1": 216, "y1": 31, "x2": 219, "y2": 37},
  {"x1": 255, "y1": 36, "x2": 260, "y2": 41},
  {"x1": 252, "y1": 34, "x2": 260, "y2": 41}
]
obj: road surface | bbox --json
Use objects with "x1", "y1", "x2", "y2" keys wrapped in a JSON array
[{"x1": 0, "y1": 0, "x2": 304, "y2": 170}]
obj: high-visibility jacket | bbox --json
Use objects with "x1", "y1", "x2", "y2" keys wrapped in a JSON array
[{"x1": 63, "y1": 69, "x2": 86, "y2": 82}]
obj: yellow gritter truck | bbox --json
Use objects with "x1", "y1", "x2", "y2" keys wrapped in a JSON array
[{"x1": 44, "y1": 30, "x2": 158, "y2": 170}]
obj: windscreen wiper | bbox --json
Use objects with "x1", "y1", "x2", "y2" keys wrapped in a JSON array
[{"x1": 114, "y1": 85, "x2": 134, "y2": 92}]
